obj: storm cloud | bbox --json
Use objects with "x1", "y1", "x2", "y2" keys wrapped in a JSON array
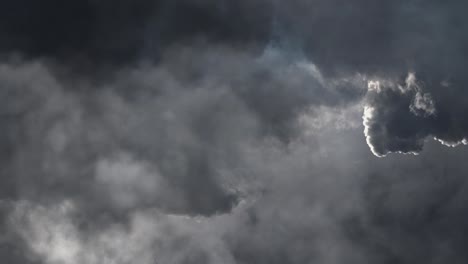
[{"x1": 1, "y1": 1, "x2": 468, "y2": 264}]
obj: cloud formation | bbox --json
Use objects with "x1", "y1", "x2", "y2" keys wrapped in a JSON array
[
  {"x1": 1, "y1": 1, "x2": 468, "y2": 264},
  {"x1": 364, "y1": 72, "x2": 468, "y2": 157}
]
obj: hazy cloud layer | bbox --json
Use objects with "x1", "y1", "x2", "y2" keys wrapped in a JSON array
[{"x1": 1, "y1": 1, "x2": 468, "y2": 264}]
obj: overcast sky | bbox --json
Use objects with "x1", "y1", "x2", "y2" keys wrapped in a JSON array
[{"x1": 1, "y1": 1, "x2": 468, "y2": 264}]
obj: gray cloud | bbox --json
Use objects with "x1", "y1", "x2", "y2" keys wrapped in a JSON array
[
  {"x1": 363, "y1": 72, "x2": 468, "y2": 157},
  {"x1": 2, "y1": 1, "x2": 468, "y2": 264},
  {"x1": 8, "y1": 123, "x2": 468, "y2": 264},
  {"x1": 0, "y1": 43, "x2": 363, "y2": 217}
]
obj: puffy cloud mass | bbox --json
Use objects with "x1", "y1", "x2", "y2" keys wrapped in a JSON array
[
  {"x1": 1, "y1": 1, "x2": 468, "y2": 264},
  {"x1": 364, "y1": 72, "x2": 468, "y2": 157}
]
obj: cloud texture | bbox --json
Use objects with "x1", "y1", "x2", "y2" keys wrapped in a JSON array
[{"x1": 1, "y1": 1, "x2": 468, "y2": 264}]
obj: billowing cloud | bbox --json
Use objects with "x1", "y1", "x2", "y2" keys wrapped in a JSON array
[
  {"x1": 364, "y1": 72, "x2": 468, "y2": 157},
  {"x1": 0, "y1": 43, "x2": 363, "y2": 217},
  {"x1": 2, "y1": 1, "x2": 468, "y2": 264}
]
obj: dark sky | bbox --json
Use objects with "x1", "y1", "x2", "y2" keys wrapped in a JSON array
[{"x1": 1, "y1": 1, "x2": 468, "y2": 264}]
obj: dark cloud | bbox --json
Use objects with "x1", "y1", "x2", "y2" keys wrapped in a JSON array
[
  {"x1": 0, "y1": 0, "x2": 271, "y2": 70},
  {"x1": 364, "y1": 72, "x2": 468, "y2": 157},
  {"x1": 1, "y1": 1, "x2": 468, "y2": 264}
]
